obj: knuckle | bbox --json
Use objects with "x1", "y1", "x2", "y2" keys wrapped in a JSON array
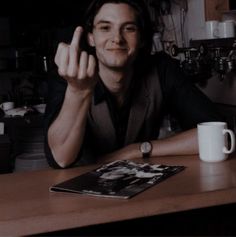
[
  {"x1": 87, "y1": 70, "x2": 95, "y2": 78},
  {"x1": 58, "y1": 42, "x2": 68, "y2": 48},
  {"x1": 77, "y1": 71, "x2": 86, "y2": 80},
  {"x1": 54, "y1": 55, "x2": 59, "y2": 66},
  {"x1": 67, "y1": 70, "x2": 77, "y2": 78},
  {"x1": 58, "y1": 69, "x2": 66, "y2": 77},
  {"x1": 77, "y1": 75, "x2": 86, "y2": 80},
  {"x1": 81, "y1": 51, "x2": 88, "y2": 56},
  {"x1": 69, "y1": 44, "x2": 78, "y2": 52}
]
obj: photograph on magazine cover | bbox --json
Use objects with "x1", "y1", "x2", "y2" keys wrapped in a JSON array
[{"x1": 50, "y1": 160, "x2": 185, "y2": 199}]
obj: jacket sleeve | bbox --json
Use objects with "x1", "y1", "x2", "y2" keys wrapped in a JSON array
[{"x1": 155, "y1": 52, "x2": 223, "y2": 130}]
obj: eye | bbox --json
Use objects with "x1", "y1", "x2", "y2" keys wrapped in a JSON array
[
  {"x1": 123, "y1": 24, "x2": 138, "y2": 33},
  {"x1": 97, "y1": 24, "x2": 111, "y2": 32}
]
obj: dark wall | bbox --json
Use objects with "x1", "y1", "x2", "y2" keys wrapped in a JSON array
[
  {"x1": 229, "y1": 0, "x2": 236, "y2": 10},
  {"x1": 0, "y1": 1, "x2": 93, "y2": 106},
  {"x1": 0, "y1": 0, "x2": 92, "y2": 48}
]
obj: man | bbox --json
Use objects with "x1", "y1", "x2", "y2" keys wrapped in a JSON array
[{"x1": 44, "y1": 0, "x2": 221, "y2": 168}]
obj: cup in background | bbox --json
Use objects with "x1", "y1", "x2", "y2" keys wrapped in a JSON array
[
  {"x1": 197, "y1": 122, "x2": 235, "y2": 162},
  {"x1": 205, "y1": 20, "x2": 219, "y2": 39},
  {"x1": 0, "y1": 102, "x2": 15, "y2": 111},
  {"x1": 219, "y1": 20, "x2": 235, "y2": 38},
  {"x1": 0, "y1": 122, "x2": 4, "y2": 135}
]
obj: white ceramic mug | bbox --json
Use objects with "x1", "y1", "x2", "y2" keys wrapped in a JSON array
[
  {"x1": 0, "y1": 102, "x2": 15, "y2": 111},
  {"x1": 197, "y1": 122, "x2": 235, "y2": 162},
  {"x1": 205, "y1": 20, "x2": 219, "y2": 39},
  {"x1": 219, "y1": 20, "x2": 235, "y2": 38}
]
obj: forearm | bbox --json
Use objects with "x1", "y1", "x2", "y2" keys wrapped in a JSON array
[
  {"x1": 48, "y1": 26, "x2": 97, "y2": 168},
  {"x1": 99, "y1": 128, "x2": 198, "y2": 163},
  {"x1": 152, "y1": 128, "x2": 198, "y2": 156},
  {"x1": 48, "y1": 87, "x2": 92, "y2": 168}
]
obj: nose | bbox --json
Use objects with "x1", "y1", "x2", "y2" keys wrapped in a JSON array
[{"x1": 111, "y1": 28, "x2": 124, "y2": 44}]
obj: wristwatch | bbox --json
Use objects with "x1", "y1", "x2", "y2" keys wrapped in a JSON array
[{"x1": 140, "y1": 141, "x2": 152, "y2": 159}]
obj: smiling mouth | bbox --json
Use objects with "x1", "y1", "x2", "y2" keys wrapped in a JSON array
[{"x1": 107, "y1": 48, "x2": 127, "y2": 51}]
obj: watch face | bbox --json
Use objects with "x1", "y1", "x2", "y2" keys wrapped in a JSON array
[{"x1": 141, "y1": 142, "x2": 152, "y2": 153}]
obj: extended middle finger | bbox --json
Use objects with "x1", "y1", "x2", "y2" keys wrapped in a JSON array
[{"x1": 68, "y1": 27, "x2": 84, "y2": 77}]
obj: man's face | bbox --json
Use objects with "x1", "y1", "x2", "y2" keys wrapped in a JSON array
[{"x1": 88, "y1": 3, "x2": 141, "y2": 70}]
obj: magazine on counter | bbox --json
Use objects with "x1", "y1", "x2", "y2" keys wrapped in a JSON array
[{"x1": 50, "y1": 160, "x2": 185, "y2": 199}]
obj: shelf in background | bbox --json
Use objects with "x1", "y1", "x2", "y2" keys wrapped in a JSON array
[{"x1": 190, "y1": 37, "x2": 236, "y2": 48}]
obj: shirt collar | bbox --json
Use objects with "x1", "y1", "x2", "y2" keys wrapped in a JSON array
[
  {"x1": 93, "y1": 73, "x2": 136, "y2": 105},
  {"x1": 94, "y1": 78, "x2": 107, "y2": 105}
]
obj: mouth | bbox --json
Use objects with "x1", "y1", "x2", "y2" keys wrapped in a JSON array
[{"x1": 107, "y1": 48, "x2": 127, "y2": 51}]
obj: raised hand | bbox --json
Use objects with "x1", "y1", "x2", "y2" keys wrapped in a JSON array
[{"x1": 54, "y1": 26, "x2": 97, "y2": 92}]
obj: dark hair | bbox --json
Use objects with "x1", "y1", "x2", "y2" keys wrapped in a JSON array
[{"x1": 82, "y1": 0, "x2": 153, "y2": 59}]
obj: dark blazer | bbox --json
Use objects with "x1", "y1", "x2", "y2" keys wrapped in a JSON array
[{"x1": 87, "y1": 65, "x2": 163, "y2": 154}]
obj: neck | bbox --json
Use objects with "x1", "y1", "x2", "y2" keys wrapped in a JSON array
[{"x1": 99, "y1": 65, "x2": 133, "y2": 106}]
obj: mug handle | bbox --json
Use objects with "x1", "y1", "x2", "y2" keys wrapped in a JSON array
[{"x1": 223, "y1": 129, "x2": 235, "y2": 154}]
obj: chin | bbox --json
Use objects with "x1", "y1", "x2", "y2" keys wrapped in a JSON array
[
  {"x1": 98, "y1": 50, "x2": 136, "y2": 68},
  {"x1": 107, "y1": 57, "x2": 133, "y2": 68}
]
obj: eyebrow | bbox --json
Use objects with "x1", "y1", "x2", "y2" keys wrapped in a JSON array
[{"x1": 95, "y1": 20, "x2": 138, "y2": 26}]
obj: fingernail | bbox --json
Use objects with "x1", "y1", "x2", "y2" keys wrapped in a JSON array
[{"x1": 76, "y1": 26, "x2": 83, "y2": 32}]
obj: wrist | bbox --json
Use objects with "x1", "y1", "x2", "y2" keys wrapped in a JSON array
[
  {"x1": 123, "y1": 143, "x2": 140, "y2": 159},
  {"x1": 66, "y1": 85, "x2": 93, "y2": 100},
  {"x1": 68, "y1": 84, "x2": 93, "y2": 95}
]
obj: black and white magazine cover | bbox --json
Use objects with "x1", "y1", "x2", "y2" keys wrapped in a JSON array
[{"x1": 50, "y1": 160, "x2": 185, "y2": 199}]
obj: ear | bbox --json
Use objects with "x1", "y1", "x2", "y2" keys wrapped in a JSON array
[{"x1": 87, "y1": 33, "x2": 95, "y2": 47}]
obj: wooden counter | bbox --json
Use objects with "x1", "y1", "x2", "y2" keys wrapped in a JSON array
[{"x1": 1, "y1": 155, "x2": 236, "y2": 236}]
